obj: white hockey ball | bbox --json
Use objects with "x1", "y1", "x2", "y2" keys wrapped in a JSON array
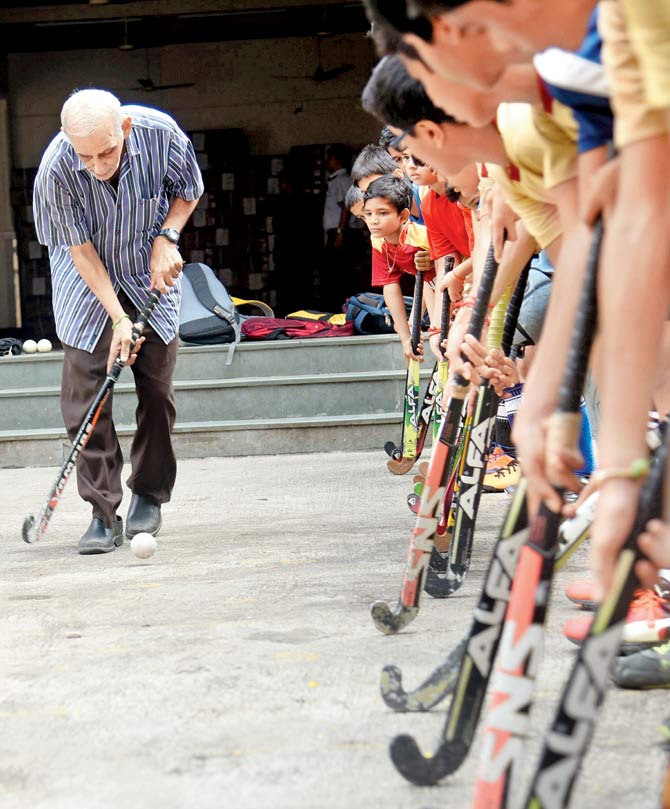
[
  {"x1": 22, "y1": 339, "x2": 37, "y2": 354},
  {"x1": 130, "y1": 532, "x2": 157, "y2": 559},
  {"x1": 37, "y1": 339, "x2": 53, "y2": 353}
]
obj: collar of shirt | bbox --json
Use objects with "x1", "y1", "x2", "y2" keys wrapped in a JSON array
[{"x1": 328, "y1": 168, "x2": 348, "y2": 181}]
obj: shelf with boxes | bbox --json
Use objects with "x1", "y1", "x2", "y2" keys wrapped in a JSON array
[{"x1": 182, "y1": 131, "x2": 331, "y2": 315}]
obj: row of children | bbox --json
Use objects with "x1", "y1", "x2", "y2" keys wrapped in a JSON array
[{"x1": 349, "y1": 0, "x2": 670, "y2": 694}]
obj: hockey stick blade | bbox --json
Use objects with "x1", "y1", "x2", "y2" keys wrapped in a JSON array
[
  {"x1": 371, "y1": 601, "x2": 418, "y2": 635},
  {"x1": 390, "y1": 733, "x2": 470, "y2": 786},
  {"x1": 380, "y1": 638, "x2": 466, "y2": 712},
  {"x1": 22, "y1": 514, "x2": 37, "y2": 544},
  {"x1": 387, "y1": 457, "x2": 416, "y2": 475}
]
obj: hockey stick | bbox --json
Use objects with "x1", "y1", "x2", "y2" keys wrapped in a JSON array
[
  {"x1": 523, "y1": 448, "x2": 667, "y2": 806},
  {"x1": 370, "y1": 244, "x2": 499, "y2": 635},
  {"x1": 472, "y1": 217, "x2": 603, "y2": 808},
  {"x1": 22, "y1": 290, "x2": 161, "y2": 544},
  {"x1": 388, "y1": 361, "x2": 439, "y2": 475},
  {"x1": 425, "y1": 261, "x2": 531, "y2": 597},
  {"x1": 399, "y1": 260, "x2": 455, "y2": 480},
  {"x1": 385, "y1": 270, "x2": 424, "y2": 470},
  {"x1": 433, "y1": 257, "x2": 455, "y2": 440},
  {"x1": 381, "y1": 484, "x2": 597, "y2": 714},
  {"x1": 408, "y1": 278, "x2": 455, "y2": 500}
]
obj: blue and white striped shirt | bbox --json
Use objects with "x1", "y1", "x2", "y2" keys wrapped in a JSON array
[{"x1": 33, "y1": 105, "x2": 204, "y2": 352}]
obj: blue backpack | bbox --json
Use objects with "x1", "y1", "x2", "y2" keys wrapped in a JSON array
[{"x1": 345, "y1": 292, "x2": 414, "y2": 335}]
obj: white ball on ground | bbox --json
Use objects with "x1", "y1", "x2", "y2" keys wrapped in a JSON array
[
  {"x1": 22, "y1": 339, "x2": 37, "y2": 354},
  {"x1": 37, "y1": 338, "x2": 53, "y2": 353},
  {"x1": 130, "y1": 532, "x2": 157, "y2": 559}
]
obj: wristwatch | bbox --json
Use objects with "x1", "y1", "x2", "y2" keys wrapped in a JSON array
[{"x1": 158, "y1": 227, "x2": 180, "y2": 244}]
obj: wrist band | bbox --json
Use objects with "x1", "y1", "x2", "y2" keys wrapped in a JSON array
[
  {"x1": 112, "y1": 313, "x2": 131, "y2": 330},
  {"x1": 427, "y1": 326, "x2": 442, "y2": 336},
  {"x1": 452, "y1": 299, "x2": 474, "y2": 311},
  {"x1": 590, "y1": 457, "x2": 650, "y2": 486}
]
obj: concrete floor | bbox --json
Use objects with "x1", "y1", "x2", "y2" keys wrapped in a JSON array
[{"x1": 0, "y1": 451, "x2": 667, "y2": 809}]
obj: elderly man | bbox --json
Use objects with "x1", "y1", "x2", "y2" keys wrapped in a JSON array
[{"x1": 33, "y1": 88, "x2": 203, "y2": 555}]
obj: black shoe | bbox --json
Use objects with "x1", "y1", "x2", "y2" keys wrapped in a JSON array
[
  {"x1": 126, "y1": 493, "x2": 162, "y2": 539},
  {"x1": 612, "y1": 640, "x2": 670, "y2": 689},
  {"x1": 79, "y1": 516, "x2": 124, "y2": 555}
]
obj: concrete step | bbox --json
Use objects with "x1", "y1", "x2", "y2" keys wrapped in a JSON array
[
  {"x1": 0, "y1": 368, "x2": 433, "y2": 432},
  {"x1": 0, "y1": 334, "x2": 406, "y2": 389},
  {"x1": 0, "y1": 412, "x2": 411, "y2": 468}
]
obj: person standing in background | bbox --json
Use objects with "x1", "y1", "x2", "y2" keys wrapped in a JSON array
[{"x1": 321, "y1": 143, "x2": 353, "y2": 311}]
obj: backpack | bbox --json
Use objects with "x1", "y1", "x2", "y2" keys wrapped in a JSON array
[
  {"x1": 0, "y1": 338, "x2": 22, "y2": 357},
  {"x1": 241, "y1": 317, "x2": 354, "y2": 341},
  {"x1": 345, "y1": 293, "x2": 414, "y2": 335},
  {"x1": 179, "y1": 263, "x2": 241, "y2": 363}
]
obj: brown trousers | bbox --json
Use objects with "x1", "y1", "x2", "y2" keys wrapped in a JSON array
[{"x1": 61, "y1": 291, "x2": 179, "y2": 528}]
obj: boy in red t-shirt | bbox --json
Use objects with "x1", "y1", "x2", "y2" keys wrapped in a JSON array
[
  {"x1": 363, "y1": 174, "x2": 435, "y2": 362},
  {"x1": 402, "y1": 152, "x2": 473, "y2": 358}
]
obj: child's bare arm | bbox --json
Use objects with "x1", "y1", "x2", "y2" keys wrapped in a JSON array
[
  {"x1": 384, "y1": 282, "x2": 423, "y2": 363},
  {"x1": 439, "y1": 256, "x2": 471, "y2": 303}
]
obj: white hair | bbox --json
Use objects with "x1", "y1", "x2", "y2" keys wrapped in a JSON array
[{"x1": 61, "y1": 89, "x2": 123, "y2": 139}]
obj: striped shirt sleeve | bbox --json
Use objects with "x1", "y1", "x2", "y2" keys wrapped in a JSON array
[
  {"x1": 166, "y1": 130, "x2": 205, "y2": 201},
  {"x1": 34, "y1": 169, "x2": 90, "y2": 248}
]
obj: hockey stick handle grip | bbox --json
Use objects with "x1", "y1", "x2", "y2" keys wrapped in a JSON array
[
  {"x1": 440, "y1": 257, "x2": 454, "y2": 346},
  {"x1": 556, "y1": 218, "x2": 603, "y2": 415},
  {"x1": 465, "y1": 244, "x2": 497, "y2": 343},
  {"x1": 108, "y1": 290, "x2": 162, "y2": 382},
  {"x1": 411, "y1": 270, "x2": 424, "y2": 353},
  {"x1": 501, "y1": 259, "x2": 531, "y2": 358},
  {"x1": 453, "y1": 242, "x2": 498, "y2": 388}
]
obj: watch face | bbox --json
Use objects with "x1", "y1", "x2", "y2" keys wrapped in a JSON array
[{"x1": 161, "y1": 228, "x2": 179, "y2": 243}]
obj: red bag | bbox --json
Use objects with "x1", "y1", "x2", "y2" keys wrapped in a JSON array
[{"x1": 241, "y1": 317, "x2": 354, "y2": 340}]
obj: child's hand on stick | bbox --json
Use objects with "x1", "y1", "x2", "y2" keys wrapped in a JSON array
[
  {"x1": 414, "y1": 250, "x2": 434, "y2": 275},
  {"x1": 401, "y1": 333, "x2": 424, "y2": 364},
  {"x1": 439, "y1": 268, "x2": 466, "y2": 303}
]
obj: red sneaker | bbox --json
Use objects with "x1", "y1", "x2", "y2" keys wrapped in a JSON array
[
  {"x1": 563, "y1": 586, "x2": 670, "y2": 654},
  {"x1": 565, "y1": 580, "x2": 599, "y2": 611}
]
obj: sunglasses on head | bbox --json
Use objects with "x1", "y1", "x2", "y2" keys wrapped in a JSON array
[{"x1": 389, "y1": 126, "x2": 415, "y2": 151}]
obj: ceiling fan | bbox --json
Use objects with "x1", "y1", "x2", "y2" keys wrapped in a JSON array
[
  {"x1": 273, "y1": 37, "x2": 355, "y2": 83},
  {"x1": 118, "y1": 38, "x2": 194, "y2": 92}
]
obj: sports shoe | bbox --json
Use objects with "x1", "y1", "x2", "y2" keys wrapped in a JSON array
[
  {"x1": 483, "y1": 455, "x2": 521, "y2": 493},
  {"x1": 563, "y1": 586, "x2": 670, "y2": 653},
  {"x1": 565, "y1": 580, "x2": 599, "y2": 611},
  {"x1": 485, "y1": 445, "x2": 510, "y2": 473},
  {"x1": 611, "y1": 639, "x2": 670, "y2": 689}
]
